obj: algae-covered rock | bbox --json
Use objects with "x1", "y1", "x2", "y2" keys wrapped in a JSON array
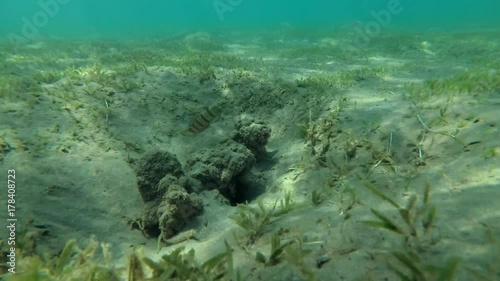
[
  {"x1": 135, "y1": 150, "x2": 183, "y2": 202},
  {"x1": 157, "y1": 184, "x2": 203, "y2": 240},
  {"x1": 185, "y1": 139, "x2": 256, "y2": 202},
  {"x1": 133, "y1": 117, "x2": 271, "y2": 239},
  {"x1": 135, "y1": 150, "x2": 203, "y2": 239},
  {"x1": 231, "y1": 118, "x2": 271, "y2": 159}
]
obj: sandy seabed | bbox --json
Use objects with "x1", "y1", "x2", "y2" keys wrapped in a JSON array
[{"x1": 1, "y1": 27, "x2": 499, "y2": 280}]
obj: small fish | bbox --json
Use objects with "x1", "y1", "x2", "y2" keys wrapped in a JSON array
[{"x1": 181, "y1": 105, "x2": 221, "y2": 136}]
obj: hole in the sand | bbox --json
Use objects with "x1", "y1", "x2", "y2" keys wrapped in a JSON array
[{"x1": 226, "y1": 177, "x2": 265, "y2": 206}]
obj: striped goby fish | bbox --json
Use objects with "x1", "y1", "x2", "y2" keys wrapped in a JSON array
[{"x1": 181, "y1": 105, "x2": 221, "y2": 136}]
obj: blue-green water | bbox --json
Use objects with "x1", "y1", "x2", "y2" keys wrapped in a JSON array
[{"x1": 1, "y1": 0, "x2": 499, "y2": 41}]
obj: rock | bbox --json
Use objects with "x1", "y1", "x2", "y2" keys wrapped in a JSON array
[
  {"x1": 157, "y1": 185, "x2": 203, "y2": 239},
  {"x1": 231, "y1": 118, "x2": 271, "y2": 159},
  {"x1": 135, "y1": 150, "x2": 183, "y2": 202},
  {"x1": 185, "y1": 140, "x2": 255, "y2": 202}
]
